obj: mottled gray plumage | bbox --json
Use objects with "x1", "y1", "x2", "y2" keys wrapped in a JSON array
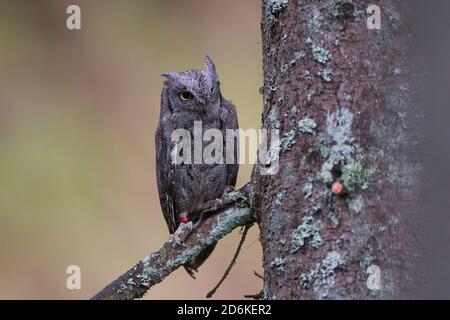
[{"x1": 155, "y1": 56, "x2": 239, "y2": 276}]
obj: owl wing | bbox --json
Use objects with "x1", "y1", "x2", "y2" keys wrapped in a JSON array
[
  {"x1": 155, "y1": 120, "x2": 178, "y2": 234},
  {"x1": 221, "y1": 98, "x2": 239, "y2": 187}
]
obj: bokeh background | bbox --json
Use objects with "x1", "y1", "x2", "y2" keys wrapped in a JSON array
[{"x1": 0, "y1": 0, "x2": 263, "y2": 299}]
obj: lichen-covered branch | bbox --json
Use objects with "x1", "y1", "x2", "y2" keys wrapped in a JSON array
[{"x1": 92, "y1": 183, "x2": 253, "y2": 300}]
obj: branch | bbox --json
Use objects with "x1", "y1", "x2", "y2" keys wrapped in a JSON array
[{"x1": 91, "y1": 183, "x2": 254, "y2": 300}]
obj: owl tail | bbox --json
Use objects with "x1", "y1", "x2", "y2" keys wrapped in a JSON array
[{"x1": 184, "y1": 243, "x2": 217, "y2": 279}]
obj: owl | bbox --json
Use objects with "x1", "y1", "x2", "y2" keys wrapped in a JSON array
[{"x1": 155, "y1": 56, "x2": 239, "y2": 277}]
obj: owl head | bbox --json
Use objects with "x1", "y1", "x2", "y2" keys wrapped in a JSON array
[{"x1": 161, "y1": 56, "x2": 221, "y2": 114}]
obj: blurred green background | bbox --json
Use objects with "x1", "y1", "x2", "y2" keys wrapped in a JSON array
[{"x1": 0, "y1": 0, "x2": 263, "y2": 299}]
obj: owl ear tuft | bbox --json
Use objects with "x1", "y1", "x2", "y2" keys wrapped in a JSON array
[
  {"x1": 204, "y1": 55, "x2": 218, "y2": 83},
  {"x1": 161, "y1": 72, "x2": 177, "y2": 81}
]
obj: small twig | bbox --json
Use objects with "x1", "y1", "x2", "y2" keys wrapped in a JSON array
[
  {"x1": 244, "y1": 290, "x2": 264, "y2": 300},
  {"x1": 243, "y1": 271, "x2": 264, "y2": 299},
  {"x1": 206, "y1": 224, "x2": 251, "y2": 298}
]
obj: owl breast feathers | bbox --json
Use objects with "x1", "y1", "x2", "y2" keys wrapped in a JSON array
[{"x1": 155, "y1": 56, "x2": 239, "y2": 275}]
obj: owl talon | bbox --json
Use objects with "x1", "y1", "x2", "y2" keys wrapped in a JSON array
[
  {"x1": 170, "y1": 221, "x2": 194, "y2": 247},
  {"x1": 224, "y1": 186, "x2": 235, "y2": 194}
]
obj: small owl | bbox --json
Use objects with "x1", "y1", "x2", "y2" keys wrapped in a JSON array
[{"x1": 155, "y1": 56, "x2": 239, "y2": 277}]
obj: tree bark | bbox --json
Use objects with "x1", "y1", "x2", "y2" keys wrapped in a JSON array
[{"x1": 253, "y1": 0, "x2": 424, "y2": 299}]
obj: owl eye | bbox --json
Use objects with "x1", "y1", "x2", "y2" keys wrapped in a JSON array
[{"x1": 179, "y1": 91, "x2": 193, "y2": 101}]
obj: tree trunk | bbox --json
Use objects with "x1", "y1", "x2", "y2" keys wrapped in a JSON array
[{"x1": 252, "y1": 0, "x2": 424, "y2": 299}]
